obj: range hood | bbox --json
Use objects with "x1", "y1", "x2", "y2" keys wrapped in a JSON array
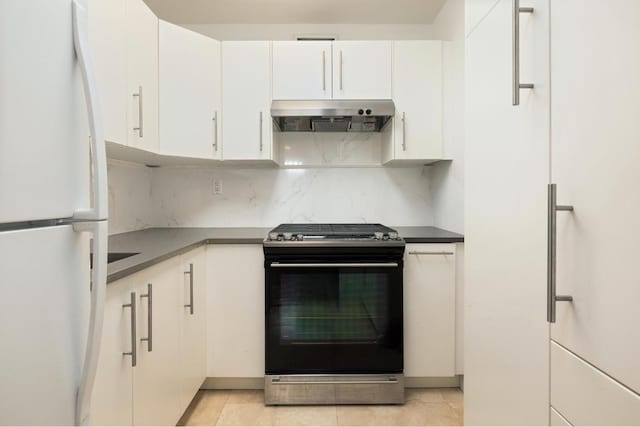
[{"x1": 271, "y1": 100, "x2": 395, "y2": 132}]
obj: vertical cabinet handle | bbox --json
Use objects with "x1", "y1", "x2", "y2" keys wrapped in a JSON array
[
  {"x1": 322, "y1": 50, "x2": 326, "y2": 91},
  {"x1": 401, "y1": 112, "x2": 407, "y2": 151},
  {"x1": 259, "y1": 112, "x2": 263, "y2": 152},
  {"x1": 122, "y1": 292, "x2": 137, "y2": 367},
  {"x1": 212, "y1": 111, "x2": 218, "y2": 152},
  {"x1": 184, "y1": 263, "x2": 194, "y2": 315},
  {"x1": 512, "y1": 0, "x2": 534, "y2": 106},
  {"x1": 339, "y1": 50, "x2": 343, "y2": 91},
  {"x1": 547, "y1": 184, "x2": 574, "y2": 323},
  {"x1": 140, "y1": 283, "x2": 152, "y2": 352},
  {"x1": 133, "y1": 85, "x2": 143, "y2": 137}
]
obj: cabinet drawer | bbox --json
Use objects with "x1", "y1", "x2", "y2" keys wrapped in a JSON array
[{"x1": 551, "y1": 341, "x2": 640, "y2": 426}]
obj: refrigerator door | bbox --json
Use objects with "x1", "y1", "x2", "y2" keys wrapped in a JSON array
[
  {"x1": 0, "y1": 225, "x2": 90, "y2": 425},
  {"x1": 0, "y1": 0, "x2": 89, "y2": 224}
]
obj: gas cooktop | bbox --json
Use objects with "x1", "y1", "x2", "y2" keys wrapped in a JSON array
[{"x1": 265, "y1": 223, "x2": 404, "y2": 245}]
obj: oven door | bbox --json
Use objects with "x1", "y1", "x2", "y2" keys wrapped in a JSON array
[{"x1": 265, "y1": 259, "x2": 403, "y2": 375}]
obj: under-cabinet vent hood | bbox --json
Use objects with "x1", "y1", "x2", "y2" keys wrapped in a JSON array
[{"x1": 271, "y1": 100, "x2": 395, "y2": 132}]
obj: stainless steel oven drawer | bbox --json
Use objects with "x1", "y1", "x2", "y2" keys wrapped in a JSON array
[{"x1": 264, "y1": 374, "x2": 404, "y2": 405}]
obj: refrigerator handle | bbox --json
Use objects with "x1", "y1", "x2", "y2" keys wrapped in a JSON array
[
  {"x1": 71, "y1": 1, "x2": 109, "y2": 425},
  {"x1": 72, "y1": 0, "x2": 108, "y2": 222},
  {"x1": 74, "y1": 221, "x2": 107, "y2": 426}
]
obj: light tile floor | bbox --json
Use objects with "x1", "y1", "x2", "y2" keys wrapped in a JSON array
[{"x1": 180, "y1": 388, "x2": 463, "y2": 426}]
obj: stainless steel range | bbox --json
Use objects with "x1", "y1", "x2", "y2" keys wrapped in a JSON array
[{"x1": 263, "y1": 224, "x2": 405, "y2": 405}]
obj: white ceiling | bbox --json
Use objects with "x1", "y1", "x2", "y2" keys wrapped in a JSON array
[{"x1": 144, "y1": 0, "x2": 448, "y2": 25}]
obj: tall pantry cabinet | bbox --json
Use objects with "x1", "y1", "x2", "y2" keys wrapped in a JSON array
[{"x1": 465, "y1": 0, "x2": 640, "y2": 425}]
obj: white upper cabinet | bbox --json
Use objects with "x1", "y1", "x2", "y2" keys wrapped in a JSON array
[
  {"x1": 272, "y1": 41, "x2": 332, "y2": 100},
  {"x1": 159, "y1": 21, "x2": 221, "y2": 159},
  {"x1": 89, "y1": 0, "x2": 128, "y2": 146},
  {"x1": 221, "y1": 41, "x2": 273, "y2": 161},
  {"x1": 385, "y1": 41, "x2": 443, "y2": 163},
  {"x1": 332, "y1": 41, "x2": 392, "y2": 99},
  {"x1": 126, "y1": 0, "x2": 159, "y2": 152}
]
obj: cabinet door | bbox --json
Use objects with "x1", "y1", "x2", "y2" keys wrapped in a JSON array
[
  {"x1": 221, "y1": 41, "x2": 272, "y2": 161},
  {"x1": 272, "y1": 41, "x2": 331, "y2": 100},
  {"x1": 126, "y1": 0, "x2": 159, "y2": 152},
  {"x1": 179, "y1": 248, "x2": 207, "y2": 410},
  {"x1": 91, "y1": 279, "x2": 134, "y2": 426},
  {"x1": 89, "y1": 0, "x2": 128, "y2": 145},
  {"x1": 132, "y1": 260, "x2": 183, "y2": 426},
  {"x1": 206, "y1": 245, "x2": 265, "y2": 378},
  {"x1": 403, "y1": 244, "x2": 456, "y2": 377},
  {"x1": 332, "y1": 41, "x2": 392, "y2": 100},
  {"x1": 159, "y1": 21, "x2": 221, "y2": 159},
  {"x1": 550, "y1": 0, "x2": 640, "y2": 395},
  {"x1": 464, "y1": 0, "x2": 550, "y2": 424},
  {"x1": 392, "y1": 41, "x2": 443, "y2": 161}
]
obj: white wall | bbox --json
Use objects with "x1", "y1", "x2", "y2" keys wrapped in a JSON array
[
  {"x1": 107, "y1": 160, "x2": 154, "y2": 235},
  {"x1": 430, "y1": 0, "x2": 465, "y2": 234},
  {"x1": 150, "y1": 166, "x2": 433, "y2": 228},
  {"x1": 184, "y1": 23, "x2": 434, "y2": 41}
]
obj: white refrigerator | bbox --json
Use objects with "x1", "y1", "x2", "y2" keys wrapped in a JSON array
[{"x1": 0, "y1": 0, "x2": 108, "y2": 425}]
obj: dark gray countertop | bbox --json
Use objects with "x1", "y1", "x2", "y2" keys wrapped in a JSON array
[{"x1": 106, "y1": 226, "x2": 464, "y2": 283}]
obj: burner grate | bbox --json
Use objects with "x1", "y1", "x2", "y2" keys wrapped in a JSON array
[{"x1": 270, "y1": 223, "x2": 396, "y2": 238}]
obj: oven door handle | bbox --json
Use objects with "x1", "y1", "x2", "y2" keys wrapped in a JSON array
[{"x1": 269, "y1": 262, "x2": 399, "y2": 268}]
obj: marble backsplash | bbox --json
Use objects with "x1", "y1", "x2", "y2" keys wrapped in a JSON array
[
  {"x1": 107, "y1": 160, "x2": 154, "y2": 234},
  {"x1": 150, "y1": 165, "x2": 434, "y2": 228}
]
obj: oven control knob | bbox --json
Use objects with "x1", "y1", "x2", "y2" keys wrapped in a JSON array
[
  {"x1": 297, "y1": 234, "x2": 304, "y2": 241},
  {"x1": 374, "y1": 232, "x2": 384, "y2": 240},
  {"x1": 388, "y1": 231, "x2": 398, "y2": 240},
  {"x1": 269, "y1": 232, "x2": 279, "y2": 241},
  {"x1": 283, "y1": 232, "x2": 293, "y2": 240}
]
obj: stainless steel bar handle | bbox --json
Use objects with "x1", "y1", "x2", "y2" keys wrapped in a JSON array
[
  {"x1": 512, "y1": 0, "x2": 534, "y2": 106},
  {"x1": 407, "y1": 251, "x2": 454, "y2": 256},
  {"x1": 322, "y1": 50, "x2": 326, "y2": 91},
  {"x1": 402, "y1": 112, "x2": 407, "y2": 151},
  {"x1": 547, "y1": 183, "x2": 574, "y2": 323},
  {"x1": 339, "y1": 50, "x2": 343, "y2": 91},
  {"x1": 184, "y1": 263, "x2": 194, "y2": 315},
  {"x1": 272, "y1": 378, "x2": 399, "y2": 385},
  {"x1": 212, "y1": 111, "x2": 218, "y2": 152},
  {"x1": 122, "y1": 292, "x2": 137, "y2": 367},
  {"x1": 259, "y1": 112, "x2": 263, "y2": 152},
  {"x1": 140, "y1": 283, "x2": 152, "y2": 352},
  {"x1": 270, "y1": 262, "x2": 399, "y2": 268},
  {"x1": 133, "y1": 85, "x2": 143, "y2": 137}
]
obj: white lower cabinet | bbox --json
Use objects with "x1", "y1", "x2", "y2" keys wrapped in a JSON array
[
  {"x1": 92, "y1": 248, "x2": 207, "y2": 426},
  {"x1": 179, "y1": 248, "x2": 208, "y2": 409},
  {"x1": 403, "y1": 244, "x2": 456, "y2": 377},
  {"x1": 206, "y1": 245, "x2": 265, "y2": 378}
]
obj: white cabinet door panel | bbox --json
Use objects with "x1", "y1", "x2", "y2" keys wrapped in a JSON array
[
  {"x1": 404, "y1": 244, "x2": 456, "y2": 377},
  {"x1": 221, "y1": 42, "x2": 272, "y2": 160},
  {"x1": 207, "y1": 245, "x2": 265, "y2": 377},
  {"x1": 464, "y1": 0, "x2": 550, "y2": 424},
  {"x1": 179, "y1": 248, "x2": 207, "y2": 410},
  {"x1": 392, "y1": 41, "x2": 443, "y2": 161},
  {"x1": 92, "y1": 278, "x2": 134, "y2": 426},
  {"x1": 550, "y1": 0, "x2": 640, "y2": 395},
  {"x1": 332, "y1": 41, "x2": 392, "y2": 100},
  {"x1": 89, "y1": 0, "x2": 128, "y2": 146},
  {"x1": 159, "y1": 21, "x2": 220, "y2": 160},
  {"x1": 551, "y1": 342, "x2": 640, "y2": 426},
  {"x1": 132, "y1": 259, "x2": 183, "y2": 426},
  {"x1": 126, "y1": 0, "x2": 158, "y2": 152},
  {"x1": 273, "y1": 41, "x2": 331, "y2": 100}
]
